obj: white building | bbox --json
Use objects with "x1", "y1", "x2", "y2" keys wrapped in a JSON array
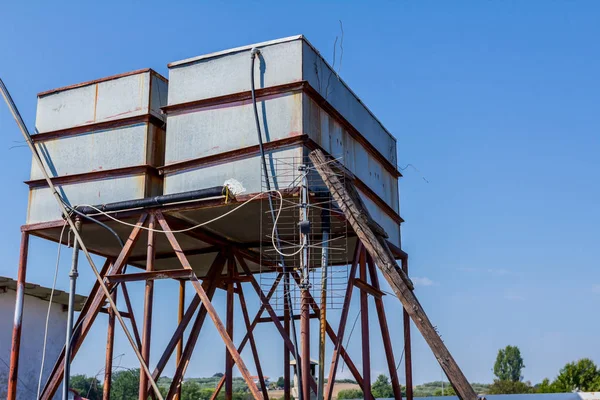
[{"x1": 0, "y1": 276, "x2": 86, "y2": 400}]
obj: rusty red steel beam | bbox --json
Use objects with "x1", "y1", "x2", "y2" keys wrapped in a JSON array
[
  {"x1": 367, "y1": 253, "x2": 403, "y2": 400},
  {"x1": 163, "y1": 213, "x2": 274, "y2": 268},
  {"x1": 41, "y1": 214, "x2": 148, "y2": 400},
  {"x1": 7, "y1": 232, "x2": 29, "y2": 400},
  {"x1": 146, "y1": 253, "x2": 225, "y2": 398},
  {"x1": 165, "y1": 261, "x2": 225, "y2": 399},
  {"x1": 236, "y1": 280, "x2": 269, "y2": 400},
  {"x1": 120, "y1": 282, "x2": 143, "y2": 351},
  {"x1": 236, "y1": 255, "x2": 318, "y2": 394},
  {"x1": 256, "y1": 313, "x2": 319, "y2": 323},
  {"x1": 175, "y1": 281, "x2": 185, "y2": 400},
  {"x1": 155, "y1": 211, "x2": 263, "y2": 400},
  {"x1": 284, "y1": 288, "x2": 291, "y2": 400},
  {"x1": 325, "y1": 242, "x2": 361, "y2": 400},
  {"x1": 289, "y1": 269, "x2": 370, "y2": 397},
  {"x1": 359, "y1": 248, "x2": 373, "y2": 398},
  {"x1": 106, "y1": 269, "x2": 194, "y2": 284},
  {"x1": 45, "y1": 258, "x2": 113, "y2": 396},
  {"x1": 211, "y1": 273, "x2": 284, "y2": 398},
  {"x1": 353, "y1": 277, "x2": 385, "y2": 299},
  {"x1": 146, "y1": 254, "x2": 226, "y2": 398},
  {"x1": 139, "y1": 214, "x2": 156, "y2": 400},
  {"x1": 225, "y1": 254, "x2": 235, "y2": 400},
  {"x1": 301, "y1": 288, "x2": 311, "y2": 399},
  {"x1": 402, "y1": 256, "x2": 414, "y2": 400},
  {"x1": 98, "y1": 308, "x2": 131, "y2": 319},
  {"x1": 103, "y1": 290, "x2": 117, "y2": 400}
]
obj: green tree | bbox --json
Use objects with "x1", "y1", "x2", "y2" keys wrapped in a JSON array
[
  {"x1": 371, "y1": 374, "x2": 394, "y2": 398},
  {"x1": 337, "y1": 389, "x2": 364, "y2": 399},
  {"x1": 535, "y1": 378, "x2": 559, "y2": 393},
  {"x1": 276, "y1": 376, "x2": 285, "y2": 388},
  {"x1": 111, "y1": 368, "x2": 140, "y2": 399},
  {"x1": 181, "y1": 380, "x2": 204, "y2": 400},
  {"x1": 553, "y1": 358, "x2": 600, "y2": 392},
  {"x1": 433, "y1": 386, "x2": 456, "y2": 396},
  {"x1": 488, "y1": 380, "x2": 534, "y2": 394},
  {"x1": 494, "y1": 345, "x2": 525, "y2": 382},
  {"x1": 69, "y1": 374, "x2": 102, "y2": 400}
]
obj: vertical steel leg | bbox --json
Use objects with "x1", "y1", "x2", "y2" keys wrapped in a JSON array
[
  {"x1": 359, "y1": 248, "x2": 371, "y2": 398},
  {"x1": 301, "y1": 288, "x2": 311, "y2": 399},
  {"x1": 139, "y1": 214, "x2": 156, "y2": 399},
  {"x1": 367, "y1": 254, "x2": 402, "y2": 400},
  {"x1": 175, "y1": 280, "x2": 185, "y2": 400},
  {"x1": 226, "y1": 253, "x2": 235, "y2": 400},
  {"x1": 284, "y1": 291, "x2": 291, "y2": 400},
  {"x1": 325, "y1": 243, "x2": 361, "y2": 400},
  {"x1": 7, "y1": 232, "x2": 29, "y2": 400},
  {"x1": 403, "y1": 257, "x2": 413, "y2": 400},
  {"x1": 103, "y1": 289, "x2": 117, "y2": 400}
]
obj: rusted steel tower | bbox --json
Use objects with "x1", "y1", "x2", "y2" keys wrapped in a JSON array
[{"x1": 4, "y1": 36, "x2": 476, "y2": 400}]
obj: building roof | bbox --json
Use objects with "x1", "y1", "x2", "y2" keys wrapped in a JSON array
[{"x1": 0, "y1": 276, "x2": 87, "y2": 311}]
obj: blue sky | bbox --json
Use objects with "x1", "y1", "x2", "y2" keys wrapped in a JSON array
[{"x1": 1, "y1": 0, "x2": 599, "y2": 388}]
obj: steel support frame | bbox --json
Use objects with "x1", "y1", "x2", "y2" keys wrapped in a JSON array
[{"x1": 18, "y1": 205, "x2": 412, "y2": 400}]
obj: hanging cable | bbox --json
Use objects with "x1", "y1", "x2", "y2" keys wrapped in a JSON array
[
  {"x1": 37, "y1": 221, "x2": 68, "y2": 399},
  {"x1": 250, "y1": 47, "x2": 304, "y2": 400},
  {"x1": 73, "y1": 190, "x2": 282, "y2": 235}
]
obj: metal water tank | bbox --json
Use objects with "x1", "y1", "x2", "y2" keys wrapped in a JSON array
[
  {"x1": 162, "y1": 36, "x2": 402, "y2": 246},
  {"x1": 27, "y1": 69, "x2": 168, "y2": 224}
]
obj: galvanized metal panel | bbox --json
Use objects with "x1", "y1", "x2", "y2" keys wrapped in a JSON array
[
  {"x1": 301, "y1": 40, "x2": 397, "y2": 167},
  {"x1": 165, "y1": 93, "x2": 303, "y2": 164},
  {"x1": 27, "y1": 174, "x2": 149, "y2": 224},
  {"x1": 358, "y1": 189, "x2": 401, "y2": 247},
  {"x1": 163, "y1": 147, "x2": 304, "y2": 196},
  {"x1": 30, "y1": 124, "x2": 150, "y2": 180},
  {"x1": 168, "y1": 40, "x2": 303, "y2": 105},
  {"x1": 303, "y1": 95, "x2": 398, "y2": 212},
  {"x1": 36, "y1": 70, "x2": 165, "y2": 133}
]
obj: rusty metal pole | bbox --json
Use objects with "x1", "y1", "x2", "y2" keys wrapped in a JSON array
[
  {"x1": 284, "y1": 291, "x2": 291, "y2": 400},
  {"x1": 301, "y1": 289, "x2": 311, "y2": 400},
  {"x1": 139, "y1": 215, "x2": 156, "y2": 400},
  {"x1": 359, "y1": 248, "x2": 371, "y2": 398},
  {"x1": 63, "y1": 218, "x2": 82, "y2": 400},
  {"x1": 403, "y1": 256, "x2": 413, "y2": 400},
  {"x1": 225, "y1": 253, "x2": 235, "y2": 400},
  {"x1": 299, "y1": 164, "x2": 311, "y2": 400},
  {"x1": 175, "y1": 280, "x2": 185, "y2": 400},
  {"x1": 7, "y1": 232, "x2": 29, "y2": 400},
  {"x1": 103, "y1": 290, "x2": 117, "y2": 400},
  {"x1": 317, "y1": 200, "x2": 330, "y2": 400}
]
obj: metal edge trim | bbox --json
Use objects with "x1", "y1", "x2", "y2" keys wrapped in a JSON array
[
  {"x1": 167, "y1": 35, "x2": 304, "y2": 68},
  {"x1": 25, "y1": 165, "x2": 160, "y2": 189},
  {"x1": 31, "y1": 114, "x2": 165, "y2": 142},
  {"x1": 37, "y1": 68, "x2": 168, "y2": 97}
]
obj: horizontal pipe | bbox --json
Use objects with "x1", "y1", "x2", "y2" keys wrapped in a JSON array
[{"x1": 74, "y1": 186, "x2": 226, "y2": 215}]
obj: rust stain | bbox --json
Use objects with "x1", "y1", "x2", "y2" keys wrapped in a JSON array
[{"x1": 93, "y1": 84, "x2": 99, "y2": 122}]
